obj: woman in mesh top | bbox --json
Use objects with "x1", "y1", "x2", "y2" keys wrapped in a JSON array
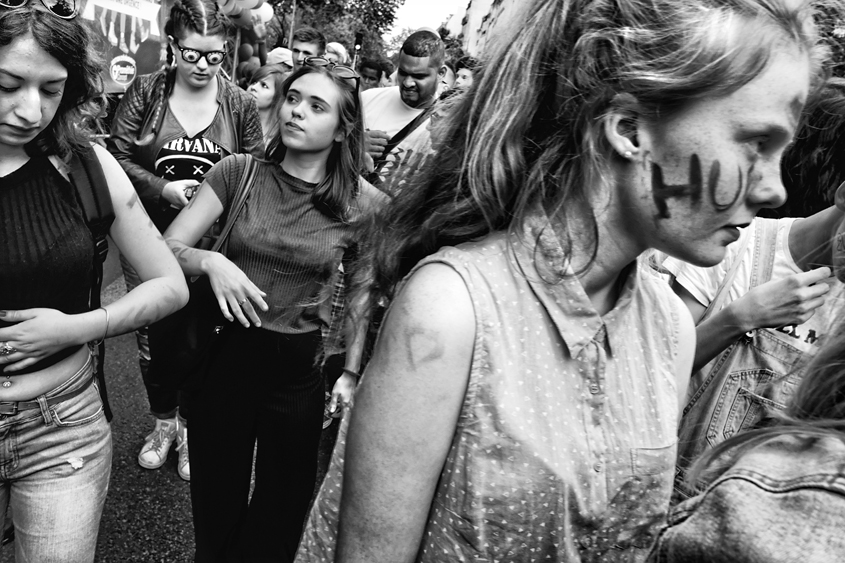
[{"x1": 164, "y1": 59, "x2": 381, "y2": 561}]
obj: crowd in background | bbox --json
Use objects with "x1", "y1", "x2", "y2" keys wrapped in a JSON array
[{"x1": 4, "y1": 0, "x2": 845, "y2": 562}]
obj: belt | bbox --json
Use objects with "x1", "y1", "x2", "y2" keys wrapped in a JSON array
[{"x1": 0, "y1": 374, "x2": 95, "y2": 416}]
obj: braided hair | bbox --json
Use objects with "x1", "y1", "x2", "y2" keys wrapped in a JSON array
[{"x1": 136, "y1": 0, "x2": 231, "y2": 145}]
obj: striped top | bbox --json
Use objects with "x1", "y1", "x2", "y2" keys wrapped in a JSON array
[
  {"x1": 297, "y1": 208, "x2": 685, "y2": 562},
  {"x1": 205, "y1": 156, "x2": 378, "y2": 334}
]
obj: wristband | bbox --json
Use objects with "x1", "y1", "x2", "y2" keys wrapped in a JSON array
[
  {"x1": 342, "y1": 367, "x2": 361, "y2": 379},
  {"x1": 93, "y1": 307, "x2": 109, "y2": 346}
]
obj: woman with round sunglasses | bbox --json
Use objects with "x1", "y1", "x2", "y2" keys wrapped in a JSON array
[
  {"x1": 107, "y1": 0, "x2": 263, "y2": 483},
  {"x1": 0, "y1": 2, "x2": 189, "y2": 561},
  {"x1": 164, "y1": 58, "x2": 382, "y2": 562}
]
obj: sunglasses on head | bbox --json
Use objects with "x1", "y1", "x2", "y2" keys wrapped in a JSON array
[
  {"x1": 304, "y1": 56, "x2": 360, "y2": 91},
  {"x1": 0, "y1": 0, "x2": 76, "y2": 19},
  {"x1": 171, "y1": 37, "x2": 227, "y2": 66}
]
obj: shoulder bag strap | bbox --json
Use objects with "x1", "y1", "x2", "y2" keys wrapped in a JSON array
[
  {"x1": 372, "y1": 104, "x2": 436, "y2": 174},
  {"x1": 210, "y1": 154, "x2": 257, "y2": 255}
]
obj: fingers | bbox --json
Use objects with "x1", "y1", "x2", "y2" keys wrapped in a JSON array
[
  {"x1": 798, "y1": 266, "x2": 832, "y2": 285},
  {"x1": 2, "y1": 356, "x2": 39, "y2": 373},
  {"x1": 0, "y1": 309, "x2": 36, "y2": 325}
]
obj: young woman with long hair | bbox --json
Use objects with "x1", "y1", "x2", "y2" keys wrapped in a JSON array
[
  {"x1": 295, "y1": 0, "x2": 830, "y2": 561},
  {"x1": 247, "y1": 63, "x2": 289, "y2": 149},
  {"x1": 0, "y1": 3, "x2": 188, "y2": 560},
  {"x1": 164, "y1": 60, "x2": 381, "y2": 561},
  {"x1": 107, "y1": 0, "x2": 263, "y2": 482}
]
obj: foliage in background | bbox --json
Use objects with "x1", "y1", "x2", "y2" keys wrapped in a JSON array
[
  {"x1": 438, "y1": 25, "x2": 464, "y2": 62},
  {"x1": 268, "y1": 0, "x2": 405, "y2": 61},
  {"x1": 817, "y1": 4, "x2": 845, "y2": 77}
]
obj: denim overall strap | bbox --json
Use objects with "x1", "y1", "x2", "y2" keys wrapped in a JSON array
[
  {"x1": 700, "y1": 226, "x2": 754, "y2": 323},
  {"x1": 673, "y1": 219, "x2": 787, "y2": 502},
  {"x1": 747, "y1": 219, "x2": 778, "y2": 290}
]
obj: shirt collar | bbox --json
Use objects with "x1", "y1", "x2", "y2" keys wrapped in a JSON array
[{"x1": 512, "y1": 206, "x2": 638, "y2": 358}]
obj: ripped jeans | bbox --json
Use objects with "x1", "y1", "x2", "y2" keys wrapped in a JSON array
[{"x1": 0, "y1": 352, "x2": 112, "y2": 562}]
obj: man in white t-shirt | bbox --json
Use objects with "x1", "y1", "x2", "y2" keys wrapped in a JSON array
[{"x1": 362, "y1": 29, "x2": 445, "y2": 189}]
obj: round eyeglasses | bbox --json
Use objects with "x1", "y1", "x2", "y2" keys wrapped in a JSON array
[
  {"x1": 172, "y1": 38, "x2": 227, "y2": 66},
  {"x1": 0, "y1": 0, "x2": 76, "y2": 19}
]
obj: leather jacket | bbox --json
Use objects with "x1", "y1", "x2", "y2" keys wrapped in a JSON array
[{"x1": 107, "y1": 69, "x2": 263, "y2": 228}]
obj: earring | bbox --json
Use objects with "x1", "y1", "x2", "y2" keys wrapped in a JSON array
[{"x1": 624, "y1": 150, "x2": 633, "y2": 159}]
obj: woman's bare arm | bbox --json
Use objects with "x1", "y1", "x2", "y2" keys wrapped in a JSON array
[{"x1": 337, "y1": 263, "x2": 475, "y2": 563}]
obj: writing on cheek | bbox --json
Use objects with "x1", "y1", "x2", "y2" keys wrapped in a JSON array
[
  {"x1": 651, "y1": 154, "x2": 709, "y2": 219},
  {"x1": 711, "y1": 161, "x2": 754, "y2": 212},
  {"x1": 651, "y1": 154, "x2": 755, "y2": 219}
]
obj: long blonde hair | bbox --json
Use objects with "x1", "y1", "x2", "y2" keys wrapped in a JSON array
[{"x1": 356, "y1": 0, "x2": 831, "y2": 318}]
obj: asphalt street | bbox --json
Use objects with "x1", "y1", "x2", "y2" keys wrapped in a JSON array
[{"x1": 0, "y1": 248, "x2": 340, "y2": 562}]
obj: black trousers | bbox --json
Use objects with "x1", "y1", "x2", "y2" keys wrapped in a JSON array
[{"x1": 189, "y1": 324, "x2": 324, "y2": 562}]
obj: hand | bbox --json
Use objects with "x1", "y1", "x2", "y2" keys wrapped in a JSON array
[
  {"x1": 204, "y1": 253, "x2": 269, "y2": 328},
  {"x1": 0, "y1": 309, "x2": 82, "y2": 372},
  {"x1": 251, "y1": 13, "x2": 267, "y2": 40},
  {"x1": 328, "y1": 371, "x2": 358, "y2": 418},
  {"x1": 161, "y1": 179, "x2": 201, "y2": 209},
  {"x1": 733, "y1": 266, "x2": 832, "y2": 331},
  {"x1": 364, "y1": 130, "x2": 390, "y2": 160}
]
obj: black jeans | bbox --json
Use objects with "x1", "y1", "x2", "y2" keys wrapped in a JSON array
[{"x1": 190, "y1": 324, "x2": 324, "y2": 562}]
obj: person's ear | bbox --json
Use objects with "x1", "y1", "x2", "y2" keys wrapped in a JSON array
[
  {"x1": 603, "y1": 93, "x2": 645, "y2": 160},
  {"x1": 438, "y1": 65, "x2": 447, "y2": 78},
  {"x1": 835, "y1": 181, "x2": 845, "y2": 211}
]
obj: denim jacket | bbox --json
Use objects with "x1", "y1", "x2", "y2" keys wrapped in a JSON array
[
  {"x1": 673, "y1": 220, "x2": 806, "y2": 501},
  {"x1": 649, "y1": 432, "x2": 845, "y2": 562},
  {"x1": 107, "y1": 70, "x2": 263, "y2": 228}
]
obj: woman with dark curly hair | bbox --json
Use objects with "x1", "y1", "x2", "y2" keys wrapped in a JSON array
[
  {"x1": 107, "y1": 0, "x2": 263, "y2": 482},
  {"x1": 0, "y1": 1, "x2": 188, "y2": 560}
]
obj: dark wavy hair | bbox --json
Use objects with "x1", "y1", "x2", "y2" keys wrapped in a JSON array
[
  {"x1": 353, "y1": 0, "x2": 830, "y2": 327},
  {"x1": 266, "y1": 65, "x2": 363, "y2": 221},
  {"x1": 0, "y1": 7, "x2": 104, "y2": 159},
  {"x1": 775, "y1": 77, "x2": 845, "y2": 217}
]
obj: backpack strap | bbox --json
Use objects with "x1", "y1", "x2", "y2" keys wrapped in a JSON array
[{"x1": 68, "y1": 146, "x2": 116, "y2": 422}]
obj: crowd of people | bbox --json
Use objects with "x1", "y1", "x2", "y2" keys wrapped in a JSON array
[{"x1": 2, "y1": 0, "x2": 845, "y2": 561}]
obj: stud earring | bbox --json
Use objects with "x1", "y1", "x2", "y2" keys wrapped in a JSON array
[{"x1": 624, "y1": 150, "x2": 633, "y2": 159}]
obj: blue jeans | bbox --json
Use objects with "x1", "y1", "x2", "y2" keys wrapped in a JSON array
[{"x1": 0, "y1": 352, "x2": 112, "y2": 562}]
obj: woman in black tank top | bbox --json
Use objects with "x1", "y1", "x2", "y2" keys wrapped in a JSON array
[{"x1": 0, "y1": 5, "x2": 188, "y2": 562}]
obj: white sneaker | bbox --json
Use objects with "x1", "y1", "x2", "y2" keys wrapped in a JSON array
[
  {"x1": 138, "y1": 418, "x2": 177, "y2": 470},
  {"x1": 176, "y1": 418, "x2": 190, "y2": 481}
]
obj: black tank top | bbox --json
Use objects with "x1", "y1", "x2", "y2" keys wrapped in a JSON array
[{"x1": 0, "y1": 156, "x2": 92, "y2": 374}]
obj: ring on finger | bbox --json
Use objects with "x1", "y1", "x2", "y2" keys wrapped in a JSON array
[
  {"x1": 238, "y1": 297, "x2": 249, "y2": 306},
  {"x1": 0, "y1": 342, "x2": 17, "y2": 356}
]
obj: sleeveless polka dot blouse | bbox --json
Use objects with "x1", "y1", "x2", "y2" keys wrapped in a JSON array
[{"x1": 296, "y1": 210, "x2": 683, "y2": 562}]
